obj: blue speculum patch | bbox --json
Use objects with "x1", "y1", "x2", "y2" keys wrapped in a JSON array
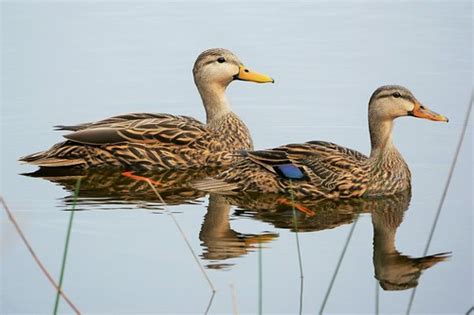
[{"x1": 273, "y1": 164, "x2": 306, "y2": 180}]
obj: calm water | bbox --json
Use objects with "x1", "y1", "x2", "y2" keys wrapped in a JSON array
[{"x1": 1, "y1": 1, "x2": 472, "y2": 314}]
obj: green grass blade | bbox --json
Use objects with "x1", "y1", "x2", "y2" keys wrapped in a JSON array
[{"x1": 53, "y1": 178, "x2": 81, "y2": 314}]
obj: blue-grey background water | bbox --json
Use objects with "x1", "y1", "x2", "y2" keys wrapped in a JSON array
[{"x1": 1, "y1": 1, "x2": 472, "y2": 314}]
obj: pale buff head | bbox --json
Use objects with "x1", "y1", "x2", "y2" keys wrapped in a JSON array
[
  {"x1": 367, "y1": 85, "x2": 448, "y2": 153},
  {"x1": 368, "y1": 85, "x2": 448, "y2": 122},
  {"x1": 191, "y1": 48, "x2": 274, "y2": 123},
  {"x1": 193, "y1": 48, "x2": 243, "y2": 89}
]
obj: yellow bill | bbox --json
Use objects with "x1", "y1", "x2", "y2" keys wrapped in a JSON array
[{"x1": 234, "y1": 65, "x2": 274, "y2": 83}]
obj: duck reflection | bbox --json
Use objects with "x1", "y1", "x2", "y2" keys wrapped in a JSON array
[
  {"x1": 23, "y1": 167, "x2": 216, "y2": 207},
  {"x1": 370, "y1": 198, "x2": 449, "y2": 290},
  {"x1": 224, "y1": 190, "x2": 450, "y2": 290},
  {"x1": 200, "y1": 194, "x2": 278, "y2": 269},
  {"x1": 24, "y1": 169, "x2": 449, "y2": 287},
  {"x1": 23, "y1": 168, "x2": 278, "y2": 268}
]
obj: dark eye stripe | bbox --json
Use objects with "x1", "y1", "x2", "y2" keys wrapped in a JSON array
[
  {"x1": 377, "y1": 93, "x2": 394, "y2": 99},
  {"x1": 377, "y1": 92, "x2": 411, "y2": 101},
  {"x1": 203, "y1": 60, "x2": 215, "y2": 67}
]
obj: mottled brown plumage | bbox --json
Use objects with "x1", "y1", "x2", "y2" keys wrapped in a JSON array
[
  {"x1": 194, "y1": 85, "x2": 448, "y2": 198},
  {"x1": 19, "y1": 48, "x2": 274, "y2": 170}
]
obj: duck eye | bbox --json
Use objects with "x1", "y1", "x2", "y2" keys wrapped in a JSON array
[
  {"x1": 217, "y1": 57, "x2": 226, "y2": 63},
  {"x1": 392, "y1": 92, "x2": 401, "y2": 98}
]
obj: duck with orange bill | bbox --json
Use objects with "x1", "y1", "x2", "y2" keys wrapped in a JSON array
[{"x1": 194, "y1": 85, "x2": 449, "y2": 198}]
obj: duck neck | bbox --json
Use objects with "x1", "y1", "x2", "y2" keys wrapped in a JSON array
[
  {"x1": 365, "y1": 117, "x2": 411, "y2": 196},
  {"x1": 197, "y1": 83, "x2": 232, "y2": 124},
  {"x1": 199, "y1": 194, "x2": 233, "y2": 239},
  {"x1": 373, "y1": 217, "x2": 397, "y2": 254},
  {"x1": 369, "y1": 118, "x2": 395, "y2": 158}
]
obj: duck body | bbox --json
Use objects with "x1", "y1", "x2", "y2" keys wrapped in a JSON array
[
  {"x1": 197, "y1": 140, "x2": 411, "y2": 198},
  {"x1": 195, "y1": 85, "x2": 448, "y2": 198},
  {"x1": 19, "y1": 48, "x2": 273, "y2": 170},
  {"x1": 21, "y1": 111, "x2": 253, "y2": 170}
]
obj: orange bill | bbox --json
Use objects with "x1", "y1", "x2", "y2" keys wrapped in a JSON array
[{"x1": 409, "y1": 102, "x2": 449, "y2": 122}]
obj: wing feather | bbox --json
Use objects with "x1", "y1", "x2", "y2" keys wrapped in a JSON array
[
  {"x1": 241, "y1": 141, "x2": 369, "y2": 194},
  {"x1": 55, "y1": 113, "x2": 203, "y2": 131},
  {"x1": 61, "y1": 114, "x2": 209, "y2": 147}
]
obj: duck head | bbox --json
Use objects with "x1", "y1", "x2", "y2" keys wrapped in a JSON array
[
  {"x1": 192, "y1": 48, "x2": 274, "y2": 123},
  {"x1": 368, "y1": 85, "x2": 449, "y2": 123},
  {"x1": 193, "y1": 48, "x2": 274, "y2": 88},
  {"x1": 367, "y1": 85, "x2": 448, "y2": 154}
]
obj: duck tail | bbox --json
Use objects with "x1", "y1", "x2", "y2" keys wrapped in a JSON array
[
  {"x1": 19, "y1": 143, "x2": 86, "y2": 168},
  {"x1": 416, "y1": 252, "x2": 451, "y2": 269},
  {"x1": 19, "y1": 152, "x2": 85, "y2": 168},
  {"x1": 192, "y1": 178, "x2": 239, "y2": 194}
]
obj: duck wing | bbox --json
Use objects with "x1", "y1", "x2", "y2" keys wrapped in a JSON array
[
  {"x1": 246, "y1": 141, "x2": 369, "y2": 193},
  {"x1": 54, "y1": 113, "x2": 202, "y2": 131},
  {"x1": 62, "y1": 113, "x2": 209, "y2": 146}
]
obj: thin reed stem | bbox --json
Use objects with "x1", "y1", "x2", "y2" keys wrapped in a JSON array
[
  {"x1": 204, "y1": 291, "x2": 216, "y2": 315},
  {"x1": 0, "y1": 197, "x2": 81, "y2": 314},
  {"x1": 258, "y1": 241, "x2": 263, "y2": 315},
  {"x1": 319, "y1": 215, "x2": 359, "y2": 314},
  {"x1": 122, "y1": 172, "x2": 216, "y2": 311},
  {"x1": 288, "y1": 181, "x2": 305, "y2": 314},
  {"x1": 230, "y1": 283, "x2": 239, "y2": 315},
  {"x1": 375, "y1": 279, "x2": 379, "y2": 315},
  {"x1": 298, "y1": 277, "x2": 304, "y2": 315},
  {"x1": 289, "y1": 180, "x2": 304, "y2": 279},
  {"x1": 54, "y1": 178, "x2": 81, "y2": 314},
  {"x1": 144, "y1": 180, "x2": 216, "y2": 292}
]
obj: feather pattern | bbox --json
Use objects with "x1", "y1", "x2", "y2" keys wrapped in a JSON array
[
  {"x1": 19, "y1": 48, "x2": 274, "y2": 170},
  {"x1": 194, "y1": 140, "x2": 411, "y2": 198},
  {"x1": 20, "y1": 112, "x2": 253, "y2": 170},
  {"x1": 194, "y1": 85, "x2": 447, "y2": 199},
  {"x1": 194, "y1": 141, "x2": 389, "y2": 198}
]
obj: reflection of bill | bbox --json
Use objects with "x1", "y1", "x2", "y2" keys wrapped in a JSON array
[
  {"x1": 371, "y1": 203, "x2": 450, "y2": 291},
  {"x1": 224, "y1": 190, "x2": 450, "y2": 290}
]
